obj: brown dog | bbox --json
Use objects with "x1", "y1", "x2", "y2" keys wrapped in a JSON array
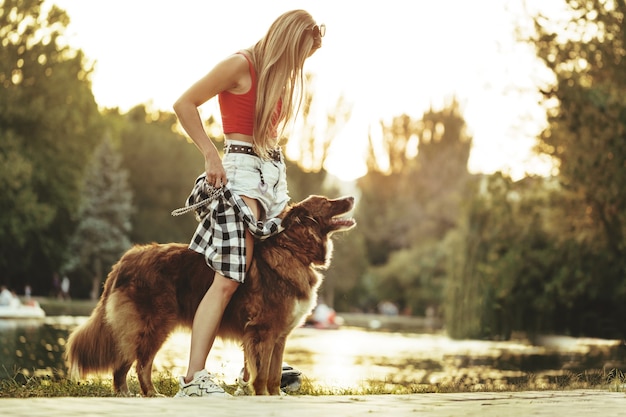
[{"x1": 64, "y1": 195, "x2": 355, "y2": 396}]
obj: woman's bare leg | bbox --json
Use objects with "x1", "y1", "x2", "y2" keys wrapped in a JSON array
[
  {"x1": 183, "y1": 196, "x2": 261, "y2": 383},
  {"x1": 184, "y1": 274, "x2": 239, "y2": 382}
]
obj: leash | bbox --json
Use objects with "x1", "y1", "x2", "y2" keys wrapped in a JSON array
[{"x1": 171, "y1": 185, "x2": 223, "y2": 217}]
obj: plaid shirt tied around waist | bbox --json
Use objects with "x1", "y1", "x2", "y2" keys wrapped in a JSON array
[{"x1": 182, "y1": 173, "x2": 284, "y2": 282}]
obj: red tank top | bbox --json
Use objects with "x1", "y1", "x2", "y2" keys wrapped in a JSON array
[
  {"x1": 218, "y1": 52, "x2": 282, "y2": 138},
  {"x1": 218, "y1": 52, "x2": 255, "y2": 136}
]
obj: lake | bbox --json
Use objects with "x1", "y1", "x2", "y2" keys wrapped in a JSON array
[{"x1": 1, "y1": 316, "x2": 625, "y2": 391}]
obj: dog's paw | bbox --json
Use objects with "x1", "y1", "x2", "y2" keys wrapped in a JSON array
[{"x1": 234, "y1": 380, "x2": 253, "y2": 396}]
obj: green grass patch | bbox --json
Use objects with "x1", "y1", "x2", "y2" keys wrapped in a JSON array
[{"x1": 1, "y1": 368, "x2": 625, "y2": 398}]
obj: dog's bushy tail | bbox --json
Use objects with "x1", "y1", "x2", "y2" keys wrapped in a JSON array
[{"x1": 64, "y1": 265, "x2": 119, "y2": 380}]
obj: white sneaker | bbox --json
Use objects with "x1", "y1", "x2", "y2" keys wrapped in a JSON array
[{"x1": 174, "y1": 369, "x2": 231, "y2": 397}]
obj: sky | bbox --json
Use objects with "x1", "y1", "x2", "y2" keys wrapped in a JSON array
[{"x1": 49, "y1": 0, "x2": 558, "y2": 181}]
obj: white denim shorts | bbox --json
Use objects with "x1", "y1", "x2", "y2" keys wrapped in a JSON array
[{"x1": 222, "y1": 140, "x2": 289, "y2": 219}]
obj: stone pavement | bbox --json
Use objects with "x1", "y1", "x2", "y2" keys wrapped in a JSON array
[{"x1": 0, "y1": 390, "x2": 624, "y2": 417}]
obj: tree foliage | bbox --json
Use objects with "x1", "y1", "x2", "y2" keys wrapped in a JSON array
[
  {"x1": 531, "y1": 0, "x2": 626, "y2": 257},
  {"x1": 446, "y1": 0, "x2": 626, "y2": 339},
  {"x1": 351, "y1": 100, "x2": 472, "y2": 314},
  {"x1": 530, "y1": 0, "x2": 626, "y2": 336},
  {"x1": 114, "y1": 106, "x2": 203, "y2": 244},
  {"x1": 358, "y1": 101, "x2": 471, "y2": 264},
  {"x1": 446, "y1": 175, "x2": 559, "y2": 339},
  {"x1": 0, "y1": 0, "x2": 102, "y2": 292},
  {"x1": 63, "y1": 137, "x2": 133, "y2": 298}
]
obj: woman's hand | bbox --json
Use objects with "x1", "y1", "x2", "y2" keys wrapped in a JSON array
[{"x1": 204, "y1": 152, "x2": 227, "y2": 188}]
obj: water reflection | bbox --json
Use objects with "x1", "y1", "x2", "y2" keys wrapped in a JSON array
[
  {"x1": 0, "y1": 317, "x2": 77, "y2": 380},
  {"x1": 1, "y1": 317, "x2": 624, "y2": 390}
]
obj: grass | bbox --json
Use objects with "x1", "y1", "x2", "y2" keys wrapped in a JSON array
[{"x1": 1, "y1": 369, "x2": 625, "y2": 398}]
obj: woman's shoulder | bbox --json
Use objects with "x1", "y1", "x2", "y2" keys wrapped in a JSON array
[
  {"x1": 232, "y1": 51, "x2": 255, "y2": 72},
  {"x1": 218, "y1": 52, "x2": 250, "y2": 69},
  {"x1": 211, "y1": 53, "x2": 253, "y2": 85}
]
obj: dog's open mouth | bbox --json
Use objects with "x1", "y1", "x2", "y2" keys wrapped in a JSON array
[
  {"x1": 330, "y1": 197, "x2": 356, "y2": 231},
  {"x1": 331, "y1": 215, "x2": 356, "y2": 230}
]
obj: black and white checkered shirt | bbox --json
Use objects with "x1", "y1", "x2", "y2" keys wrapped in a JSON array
[{"x1": 184, "y1": 174, "x2": 284, "y2": 282}]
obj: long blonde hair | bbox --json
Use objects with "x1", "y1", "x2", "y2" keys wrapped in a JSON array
[{"x1": 245, "y1": 10, "x2": 318, "y2": 158}]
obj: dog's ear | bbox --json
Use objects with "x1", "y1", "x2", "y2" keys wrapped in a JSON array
[{"x1": 280, "y1": 204, "x2": 308, "y2": 229}]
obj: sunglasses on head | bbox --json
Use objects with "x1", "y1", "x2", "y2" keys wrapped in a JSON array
[{"x1": 307, "y1": 24, "x2": 326, "y2": 38}]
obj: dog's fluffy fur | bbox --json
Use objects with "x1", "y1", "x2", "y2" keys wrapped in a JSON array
[{"x1": 64, "y1": 195, "x2": 355, "y2": 396}]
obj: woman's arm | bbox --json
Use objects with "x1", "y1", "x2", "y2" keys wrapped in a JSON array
[{"x1": 173, "y1": 54, "x2": 250, "y2": 186}]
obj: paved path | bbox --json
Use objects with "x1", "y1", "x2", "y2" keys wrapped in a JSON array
[{"x1": 1, "y1": 390, "x2": 624, "y2": 417}]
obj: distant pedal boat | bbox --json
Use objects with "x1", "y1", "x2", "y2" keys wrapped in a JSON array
[{"x1": 0, "y1": 300, "x2": 46, "y2": 319}]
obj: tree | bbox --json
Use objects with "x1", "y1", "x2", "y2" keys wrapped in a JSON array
[
  {"x1": 527, "y1": 0, "x2": 626, "y2": 336},
  {"x1": 115, "y1": 105, "x2": 202, "y2": 244},
  {"x1": 445, "y1": 174, "x2": 559, "y2": 339},
  {"x1": 356, "y1": 115, "x2": 421, "y2": 266},
  {"x1": 357, "y1": 101, "x2": 471, "y2": 262},
  {"x1": 353, "y1": 100, "x2": 472, "y2": 313},
  {"x1": 0, "y1": 0, "x2": 102, "y2": 292},
  {"x1": 443, "y1": 1, "x2": 626, "y2": 340},
  {"x1": 325, "y1": 229, "x2": 368, "y2": 312},
  {"x1": 407, "y1": 100, "x2": 472, "y2": 243},
  {"x1": 0, "y1": 131, "x2": 55, "y2": 267},
  {"x1": 530, "y1": 0, "x2": 626, "y2": 263},
  {"x1": 63, "y1": 137, "x2": 133, "y2": 299}
]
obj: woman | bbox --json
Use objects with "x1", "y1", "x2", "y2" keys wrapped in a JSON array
[{"x1": 172, "y1": 10, "x2": 325, "y2": 397}]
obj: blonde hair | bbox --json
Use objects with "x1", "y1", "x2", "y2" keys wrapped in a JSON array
[{"x1": 245, "y1": 10, "x2": 318, "y2": 158}]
